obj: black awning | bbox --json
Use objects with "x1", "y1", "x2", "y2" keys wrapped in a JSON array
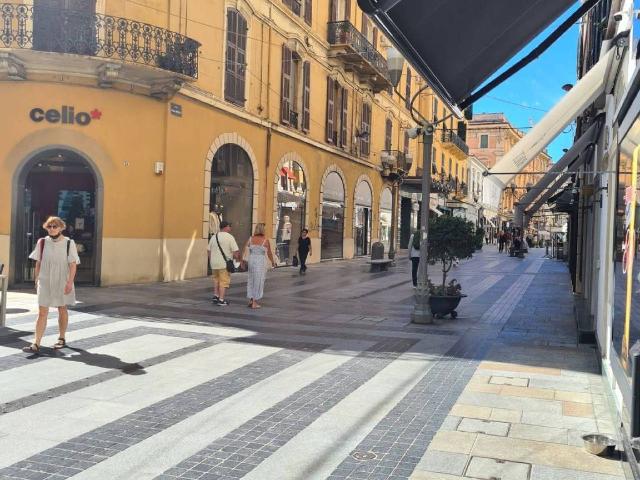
[{"x1": 359, "y1": 0, "x2": 579, "y2": 111}]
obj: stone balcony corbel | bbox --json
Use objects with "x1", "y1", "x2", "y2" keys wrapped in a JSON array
[
  {"x1": 97, "y1": 63, "x2": 122, "y2": 88},
  {"x1": 150, "y1": 79, "x2": 184, "y2": 101},
  {"x1": 0, "y1": 52, "x2": 26, "y2": 81}
]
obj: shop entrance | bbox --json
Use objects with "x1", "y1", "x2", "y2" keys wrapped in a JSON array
[
  {"x1": 354, "y1": 181, "x2": 372, "y2": 256},
  {"x1": 209, "y1": 144, "x2": 254, "y2": 254},
  {"x1": 321, "y1": 172, "x2": 345, "y2": 260},
  {"x1": 15, "y1": 149, "x2": 99, "y2": 285}
]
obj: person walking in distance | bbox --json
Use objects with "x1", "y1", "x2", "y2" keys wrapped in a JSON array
[
  {"x1": 407, "y1": 230, "x2": 421, "y2": 288},
  {"x1": 23, "y1": 216, "x2": 80, "y2": 353},
  {"x1": 207, "y1": 221, "x2": 240, "y2": 306},
  {"x1": 297, "y1": 228, "x2": 312, "y2": 275},
  {"x1": 498, "y1": 231, "x2": 505, "y2": 253},
  {"x1": 245, "y1": 223, "x2": 277, "y2": 309}
]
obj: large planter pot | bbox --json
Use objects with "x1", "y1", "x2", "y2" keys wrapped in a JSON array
[{"x1": 429, "y1": 294, "x2": 466, "y2": 319}]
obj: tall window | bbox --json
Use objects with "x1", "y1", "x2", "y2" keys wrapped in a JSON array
[
  {"x1": 404, "y1": 131, "x2": 409, "y2": 155},
  {"x1": 433, "y1": 98, "x2": 439, "y2": 122},
  {"x1": 432, "y1": 147, "x2": 437, "y2": 173},
  {"x1": 284, "y1": 0, "x2": 312, "y2": 25},
  {"x1": 326, "y1": 77, "x2": 348, "y2": 146},
  {"x1": 329, "y1": 0, "x2": 350, "y2": 22},
  {"x1": 225, "y1": 9, "x2": 247, "y2": 107},
  {"x1": 480, "y1": 134, "x2": 489, "y2": 148},
  {"x1": 384, "y1": 118, "x2": 392, "y2": 151},
  {"x1": 405, "y1": 68, "x2": 412, "y2": 110},
  {"x1": 440, "y1": 152, "x2": 445, "y2": 174},
  {"x1": 360, "y1": 102, "x2": 371, "y2": 156},
  {"x1": 281, "y1": 46, "x2": 310, "y2": 131}
]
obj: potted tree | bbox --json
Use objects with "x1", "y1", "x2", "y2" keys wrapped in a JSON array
[{"x1": 427, "y1": 215, "x2": 476, "y2": 318}]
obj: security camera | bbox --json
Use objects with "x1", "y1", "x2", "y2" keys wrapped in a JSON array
[{"x1": 406, "y1": 126, "x2": 422, "y2": 139}]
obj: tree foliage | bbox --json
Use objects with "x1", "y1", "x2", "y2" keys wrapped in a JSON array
[{"x1": 427, "y1": 216, "x2": 476, "y2": 292}]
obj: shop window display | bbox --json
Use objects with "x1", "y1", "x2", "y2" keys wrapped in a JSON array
[
  {"x1": 275, "y1": 161, "x2": 307, "y2": 265},
  {"x1": 380, "y1": 188, "x2": 393, "y2": 252},
  {"x1": 210, "y1": 144, "x2": 254, "y2": 254},
  {"x1": 612, "y1": 126, "x2": 640, "y2": 376}
]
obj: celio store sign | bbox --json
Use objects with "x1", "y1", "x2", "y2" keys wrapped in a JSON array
[{"x1": 29, "y1": 106, "x2": 102, "y2": 126}]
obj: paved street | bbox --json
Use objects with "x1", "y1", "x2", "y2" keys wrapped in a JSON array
[{"x1": 0, "y1": 247, "x2": 625, "y2": 480}]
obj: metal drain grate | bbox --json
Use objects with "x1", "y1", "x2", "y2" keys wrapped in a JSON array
[{"x1": 351, "y1": 451, "x2": 377, "y2": 461}]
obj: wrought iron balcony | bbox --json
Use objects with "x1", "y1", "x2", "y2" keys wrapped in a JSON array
[
  {"x1": 327, "y1": 21, "x2": 392, "y2": 93},
  {"x1": 441, "y1": 128, "x2": 470, "y2": 156},
  {"x1": 0, "y1": 3, "x2": 200, "y2": 78}
]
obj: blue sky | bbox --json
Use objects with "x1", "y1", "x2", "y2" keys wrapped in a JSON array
[{"x1": 473, "y1": 3, "x2": 582, "y2": 162}]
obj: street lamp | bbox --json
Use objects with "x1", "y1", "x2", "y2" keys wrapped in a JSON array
[{"x1": 387, "y1": 47, "x2": 435, "y2": 324}]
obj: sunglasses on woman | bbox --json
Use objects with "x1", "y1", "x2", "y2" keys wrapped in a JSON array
[{"x1": 45, "y1": 224, "x2": 60, "y2": 229}]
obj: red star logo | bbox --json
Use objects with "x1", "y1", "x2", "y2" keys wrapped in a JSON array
[{"x1": 90, "y1": 109, "x2": 102, "y2": 120}]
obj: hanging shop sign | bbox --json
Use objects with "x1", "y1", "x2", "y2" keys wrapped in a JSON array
[{"x1": 29, "y1": 106, "x2": 102, "y2": 126}]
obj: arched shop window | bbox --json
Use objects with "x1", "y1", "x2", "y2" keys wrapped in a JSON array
[
  {"x1": 210, "y1": 143, "x2": 254, "y2": 252},
  {"x1": 354, "y1": 181, "x2": 373, "y2": 256},
  {"x1": 321, "y1": 171, "x2": 345, "y2": 259},
  {"x1": 379, "y1": 188, "x2": 393, "y2": 252},
  {"x1": 275, "y1": 160, "x2": 307, "y2": 265}
]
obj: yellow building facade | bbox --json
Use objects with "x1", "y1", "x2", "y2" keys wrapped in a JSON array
[{"x1": 0, "y1": 0, "x2": 466, "y2": 286}]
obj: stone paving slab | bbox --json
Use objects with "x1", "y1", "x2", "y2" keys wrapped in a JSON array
[{"x1": 0, "y1": 247, "x2": 628, "y2": 479}]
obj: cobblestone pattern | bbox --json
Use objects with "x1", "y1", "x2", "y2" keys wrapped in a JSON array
[
  {"x1": 155, "y1": 338, "x2": 419, "y2": 479},
  {"x1": 326, "y1": 334, "x2": 492, "y2": 480},
  {"x1": 0, "y1": 342, "x2": 326, "y2": 480}
]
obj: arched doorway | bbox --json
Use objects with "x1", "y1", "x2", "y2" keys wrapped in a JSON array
[
  {"x1": 14, "y1": 149, "x2": 100, "y2": 285},
  {"x1": 321, "y1": 171, "x2": 345, "y2": 260},
  {"x1": 275, "y1": 160, "x2": 307, "y2": 266},
  {"x1": 209, "y1": 143, "x2": 254, "y2": 253},
  {"x1": 354, "y1": 181, "x2": 373, "y2": 256},
  {"x1": 379, "y1": 187, "x2": 393, "y2": 252}
]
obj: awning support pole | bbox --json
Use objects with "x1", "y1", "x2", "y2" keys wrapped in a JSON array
[{"x1": 412, "y1": 124, "x2": 434, "y2": 324}]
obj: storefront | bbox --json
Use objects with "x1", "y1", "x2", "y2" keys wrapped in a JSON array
[
  {"x1": 354, "y1": 181, "x2": 373, "y2": 256},
  {"x1": 209, "y1": 143, "x2": 254, "y2": 252},
  {"x1": 379, "y1": 188, "x2": 393, "y2": 252},
  {"x1": 14, "y1": 148, "x2": 100, "y2": 285},
  {"x1": 321, "y1": 171, "x2": 345, "y2": 260},
  {"x1": 274, "y1": 160, "x2": 307, "y2": 265}
]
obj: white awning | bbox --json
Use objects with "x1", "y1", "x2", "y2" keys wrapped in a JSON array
[
  {"x1": 486, "y1": 219, "x2": 497, "y2": 228},
  {"x1": 490, "y1": 45, "x2": 623, "y2": 186}
]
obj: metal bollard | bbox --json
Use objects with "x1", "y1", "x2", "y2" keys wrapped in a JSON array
[{"x1": 0, "y1": 275, "x2": 7, "y2": 327}]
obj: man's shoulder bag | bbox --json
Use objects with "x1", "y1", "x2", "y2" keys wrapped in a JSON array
[{"x1": 215, "y1": 234, "x2": 235, "y2": 273}]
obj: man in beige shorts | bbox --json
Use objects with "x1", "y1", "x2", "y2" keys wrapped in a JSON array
[{"x1": 207, "y1": 221, "x2": 240, "y2": 306}]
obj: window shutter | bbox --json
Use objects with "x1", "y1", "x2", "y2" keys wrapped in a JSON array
[
  {"x1": 302, "y1": 61, "x2": 311, "y2": 131},
  {"x1": 304, "y1": 0, "x2": 312, "y2": 25},
  {"x1": 225, "y1": 9, "x2": 247, "y2": 107},
  {"x1": 361, "y1": 102, "x2": 370, "y2": 156},
  {"x1": 372, "y1": 27, "x2": 378, "y2": 49},
  {"x1": 280, "y1": 45, "x2": 292, "y2": 125},
  {"x1": 344, "y1": 0, "x2": 350, "y2": 21},
  {"x1": 340, "y1": 87, "x2": 348, "y2": 147},
  {"x1": 326, "y1": 77, "x2": 335, "y2": 143},
  {"x1": 405, "y1": 68, "x2": 412, "y2": 110},
  {"x1": 362, "y1": 13, "x2": 368, "y2": 37},
  {"x1": 384, "y1": 119, "x2": 392, "y2": 151},
  {"x1": 329, "y1": 0, "x2": 336, "y2": 22},
  {"x1": 404, "y1": 130, "x2": 409, "y2": 155}
]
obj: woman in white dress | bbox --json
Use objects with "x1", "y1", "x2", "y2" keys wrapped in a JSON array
[
  {"x1": 22, "y1": 216, "x2": 80, "y2": 354},
  {"x1": 245, "y1": 223, "x2": 276, "y2": 309}
]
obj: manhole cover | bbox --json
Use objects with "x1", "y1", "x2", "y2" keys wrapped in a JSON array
[{"x1": 351, "y1": 451, "x2": 376, "y2": 461}]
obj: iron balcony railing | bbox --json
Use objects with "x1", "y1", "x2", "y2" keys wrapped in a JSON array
[
  {"x1": 442, "y1": 128, "x2": 470, "y2": 156},
  {"x1": 0, "y1": 3, "x2": 200, "y2": 78},
  {"x1": 327, "y1": 21, "x2": 391, "y2": 83}
]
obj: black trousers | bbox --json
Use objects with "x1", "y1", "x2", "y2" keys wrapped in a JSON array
[
  {"x1": 299, "y1": 250, "x2": 309, "y2": 272},
  {"x1": 411, "y1": 257, "x2": 420, "y2": 286}
]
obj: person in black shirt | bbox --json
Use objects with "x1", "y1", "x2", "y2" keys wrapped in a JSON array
[{"x1": 297, "y1": 229, "x2": 312, "y2": 275}]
